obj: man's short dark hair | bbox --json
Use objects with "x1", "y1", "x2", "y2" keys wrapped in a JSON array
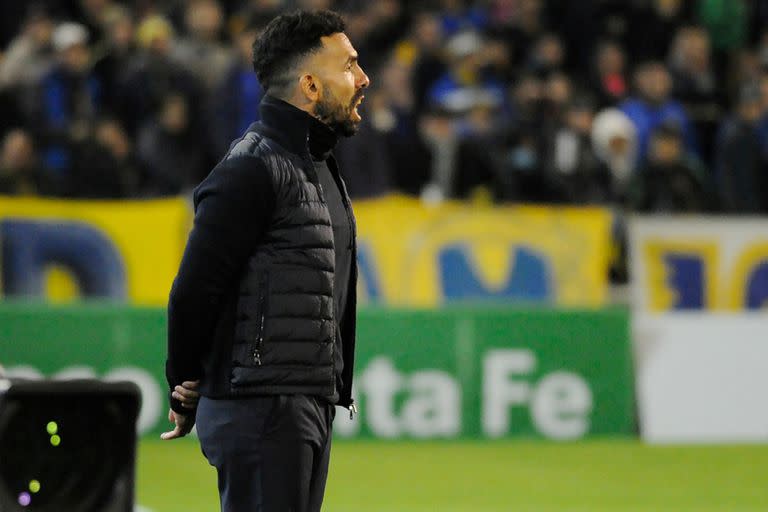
[{"x1": 252, "y1": 10, "x2": 346, "y2": 97}]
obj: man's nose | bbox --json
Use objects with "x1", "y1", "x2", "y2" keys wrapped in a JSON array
[{"x1": 357, "y1": 68, "x2": 370, "y2": 89}]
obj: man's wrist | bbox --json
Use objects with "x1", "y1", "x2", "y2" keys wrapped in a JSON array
[{"x1": 169, "y1": 393, "x2": 196, "y2": 416}]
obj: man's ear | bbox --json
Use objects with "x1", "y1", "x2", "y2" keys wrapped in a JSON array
[{"x1": 299, "y1": 73, "x2": 320, "y2": 103}]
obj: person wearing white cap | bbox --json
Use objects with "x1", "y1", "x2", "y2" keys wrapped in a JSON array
[
  {"x1": 53, "y1": 22, "x2": 88, "y2": 51},
  {"x1": 33, "y1": 21, "x2": 101, "y2": 173},
  {"x1": 51, "y1": 22, "x2": 91, "y2": 77}
]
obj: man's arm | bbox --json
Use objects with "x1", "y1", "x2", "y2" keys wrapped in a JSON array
[{"x1": 166, "y1": 155, "x2": 275, "y2": 415}]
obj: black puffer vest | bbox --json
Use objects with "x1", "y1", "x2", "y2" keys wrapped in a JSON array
[{"x1": 219, "y1": 96, "x2": 357, "y2": 408}]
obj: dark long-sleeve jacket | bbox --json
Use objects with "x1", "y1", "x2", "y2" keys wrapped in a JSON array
[{"x1": 166, "y1": 95, "x2": 358, "y2": 414}]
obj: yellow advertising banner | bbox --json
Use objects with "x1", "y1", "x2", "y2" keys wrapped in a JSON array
[
  {"x1": 628, "y1": 216, "x2": 768, "y2": 312},
  {"x1": 0, "y1": 197, "x2": 190, "y2": 305},
  {"x1": 0, "y1": 195, "x2": 610, "y2": 306},
  {"x1": 354, "y1": 196, "x2": 611, "y2": 306}
]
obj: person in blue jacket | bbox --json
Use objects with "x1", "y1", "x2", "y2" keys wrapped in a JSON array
[{"x1": 620, "y1": 60, "x2": 698, "y2": 163}]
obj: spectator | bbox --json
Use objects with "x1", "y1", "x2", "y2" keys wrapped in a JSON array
[
  {"x1": 495, "y1": 73, "x2": 563, "y2": 203},
  {"x1": 453, "y1": 102, "x2": 505, "y2": 200},
  {"x1": 729, "y1": 47, "x2": 762, "y2": 99},
  {"x1": 620, "y1": 61, "x2": 697, "y2": 163},
  {"x1": 408, "y1": 10, "x2": 447, "y2": 113},
  {"x1": 668, "y1": 26, "x2": 722, "y2": 164},
  {"x1": 427, "y1": 30, "x2": 506, "y2": 116},
  {"x1": 591, "y1": 108, "x2": 638, "y2": 203},
  {"x1": 95, "y1": 117, "x2": 143, "y2": 193},
  {"x1": 0, "y1": 129, "x2": 57, "y2": 196},
  {"x1": 541, "y1": 71, "x2": 572, "y2": 126},
  {"x1": 419, "y1": 107, "x2": 459, "y2": 202},
  {"x1": 172, "y1": 0, "x2": 234, "y2": 92},
  {"x1": 30, "y1": 22, "x2": 102, "y2": 174},
  {"x1": 92, "y1": 5, "x2": 138, "y2": 116},
  {"x1": 495, "y1": 126, "x2": 559, "y2": 203},
  {"x1": 536, "y1": 70, "x2": 573, "y2": 172},
  {"x1": 344, "y1": 1, "x2": 407, "y2": 72},
  {"x1": 376, "y1": 55, "x2": 432, "y2": 196},
  {"x1": 527, "y1": 32, "x2": 565, "y2": 77},
  {"x1": 75, "y1": 0, "x2": 119, "y2": 46},
  {"x1": 628, "y1": 123, "x2": 713, "y2": 213},
  {"x1": 630, "y1": 0, "x2": 693, "y2": 61},
  {"x1": 669, "y1": 27, "x2": 719, "y2": 103},
  {"x1": 591, "y1": 40, "x2": 628, "y2": 108},
  {"x1": 481, "y1": 35, "x2": 515, "y2": 85},
  {"x1": 509, "y1": 71, "x2": 544, "y2": 131},
  {"x1": 210, "y1": 23, "x2": 264, "y2": 158},
  {"x1": 436, "y1": 0, "x2": 488, "y2": 37},
  {"x1": 546, "y1": 96, "x2": 614, "y2": 204},
  {"x1": 67, "y1": 118, "x2": 141, "y2": 198},
  {"x1": 698, "y1": 0, "x2": 748, "y2": 56},
  {"x1": 491, "y1": 0, "x2": 547, "y2": 69},
  {"x1": 116, "y1": 15, "x2": 204, "y2": 137},
  {"x1": 138, "y1": 93, "x2": 206, "y2": 196},
  {"x1": 0, "y1": 5, "x2": 49, "y2": 137},
  {"x1": 0, "y1": 6, "x2": 55, "y2": 91},
  {"x1": 714, "y1": 84, "x2": 768, "y2": 214},
  {"x1": 699, "y1": 0, "x2": 748, "y2": 90},
  {"x1": 424, "y1": 28, "x2": 510, "y2": 201},
  {"x1": 335, "y1": 89, "x2": 394, "y2": 200}
]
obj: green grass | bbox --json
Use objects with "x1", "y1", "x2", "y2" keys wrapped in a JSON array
[{"x1": 137, "y1": 439, "x2": 768, "y2": 511}]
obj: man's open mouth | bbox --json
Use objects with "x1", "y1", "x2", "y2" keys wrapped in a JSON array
[{"x1": 352, "y1": 94, "x2": 365, "y2": 121}]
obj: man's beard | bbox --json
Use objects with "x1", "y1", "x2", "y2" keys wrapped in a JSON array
[{"x1": 315, "y1": 89, "x2": 364, "y2": 137}]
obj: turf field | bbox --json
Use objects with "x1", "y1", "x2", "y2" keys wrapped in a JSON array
[{"x1": 137, "y1": 438, "x2": 768, "y2": 511}]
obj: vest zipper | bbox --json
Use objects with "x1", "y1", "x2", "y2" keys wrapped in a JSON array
[
  {"x1": 253, "y1": 311, "x2": 264, "y2": 366},
  {"x1": 253, "y1": 272, "x2": 268, "y2": 366}
]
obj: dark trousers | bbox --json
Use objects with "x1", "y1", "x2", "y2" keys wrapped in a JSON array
[{"x1": 196, "y1": 394, "x2": 335, "y2": 512}]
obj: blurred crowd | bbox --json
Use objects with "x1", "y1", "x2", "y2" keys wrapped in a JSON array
[{"x1": 0, "y1": 0, "x2": 767, "y2": 216}]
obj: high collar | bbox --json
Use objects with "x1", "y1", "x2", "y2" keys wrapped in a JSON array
[
  {"x1": 258, "y1": 95, "x2": 337, "y2": 161},
  {"x1": 308, "y1": 115, "x2": 337, "y2": 161}
]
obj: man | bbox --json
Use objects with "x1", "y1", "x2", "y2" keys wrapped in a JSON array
[
  {"x1": 0, "y1": 129, "x2": 56, "y2": 196},
  {"x1": 161, "y1": 9, "x2": 369, "y2": 512},
  {"x1": 33, "y1": 21, "x2": 101, "y2": 173},
  {"x1": 714, "y1": 83, "x2": 768, "y2": 214},
  {"x1": 628, "y1": 123, "x2": 712, "y2": 213},
  {"x1": 620, "y1": 61, "x2": 698, "y2": 163}
]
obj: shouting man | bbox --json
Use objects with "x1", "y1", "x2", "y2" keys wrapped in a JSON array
[{"x1": 162, "y1": 9, "x2": 369, "y2": 511}]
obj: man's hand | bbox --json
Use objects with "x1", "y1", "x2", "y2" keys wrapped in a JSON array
[
  {"x1": 173, "y1": 380, "x2": 201, "y2": 409},
  {"x1": 160, "y1": 408, "x2": 195, "y2": 440}
]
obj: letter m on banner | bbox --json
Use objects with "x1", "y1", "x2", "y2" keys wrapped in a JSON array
[
  {"x1": 439, "y1": 244, "x2": 551, "y2": 302},
  {"x1": 1, "y1": 219, "x2": 127, "y2": 299}
]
